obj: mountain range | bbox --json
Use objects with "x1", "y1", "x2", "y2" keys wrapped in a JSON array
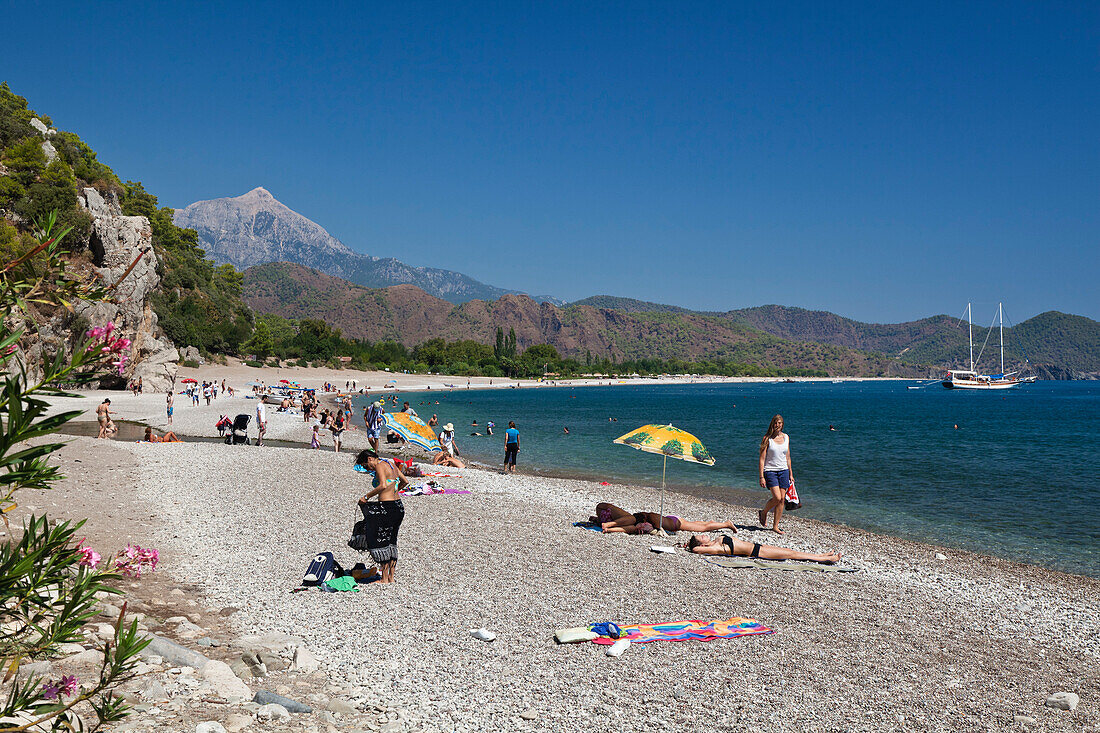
[
  {"x1": 243, "y1": 263, "x2": 1100, "y2": 378},
  {"x1": 173, "y1": 188, "x2": 560, "y2": 305},
  {"x1": 177, "y1": 187, "x2": 1098, "y2": 379}
]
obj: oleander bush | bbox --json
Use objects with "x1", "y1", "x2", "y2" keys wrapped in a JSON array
[{"x1": 0, "y1": 214, "x2": 149, "y2": 731}]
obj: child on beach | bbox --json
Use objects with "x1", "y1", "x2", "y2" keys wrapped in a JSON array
[{"x1": 310, "y1": 425, "x2": 321, "y2": 449}]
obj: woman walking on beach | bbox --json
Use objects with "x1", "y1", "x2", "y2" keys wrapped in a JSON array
[
  {"x1": 758, "y1": 414, "x2": 793, "y2": 534},
  {"x1": 354, "y1": 449, "x2": 407, "y2": 584},
  {"x1": 503, "y1": 421, "x2": 519, "y2": 473}
]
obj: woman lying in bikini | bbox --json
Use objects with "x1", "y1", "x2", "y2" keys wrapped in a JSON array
[
  {"x1": 590, "y1": 502, "x2": 737, "y2": 534},
  {"x1": 685, "y1": 534, "x2": 841, "y2": 563},
  {"x1": 144, "y1": 427, "x2": 182, "y2": 443}
]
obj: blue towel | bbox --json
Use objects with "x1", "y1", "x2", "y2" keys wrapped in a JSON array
[{"x1": 573, "y1": 522, "x2": 603, "y2": 532}]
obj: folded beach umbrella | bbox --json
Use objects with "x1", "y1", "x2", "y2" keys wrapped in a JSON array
[
  {"x1": 384, "y1": 412, "x2": 441, "y2": 453},
  {"x1": 613, "y1": 424, "x2": 715, "y2": 535},
  {"x1": 180, "y1": 378, "x2": 198, "y2": 384}
]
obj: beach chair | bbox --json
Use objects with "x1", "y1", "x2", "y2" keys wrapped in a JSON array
[{"x1": 226, "y1": 413, "x2": 252, "y2": 445}]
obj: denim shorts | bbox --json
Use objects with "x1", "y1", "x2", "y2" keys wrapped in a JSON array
[{"x1": 764, "y1": 469, "x2": 791, "y2": 489}]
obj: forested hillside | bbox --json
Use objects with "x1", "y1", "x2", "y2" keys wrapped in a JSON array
[{"x1": 0, "y1": 83, "x2": 252, "y2": 356}]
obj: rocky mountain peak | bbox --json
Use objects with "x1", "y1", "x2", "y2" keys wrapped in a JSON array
[{"x1": 176, "y1": 189, "x2": 562, "y2": 305}]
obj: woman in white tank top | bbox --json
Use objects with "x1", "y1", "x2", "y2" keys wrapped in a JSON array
[{"x1": 757, "y1": 414, "x2": 793, "y2": 533}]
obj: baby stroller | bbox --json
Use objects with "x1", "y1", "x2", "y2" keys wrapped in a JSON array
[{"x1": 225, "y1": 413, "x2": 252, "y2": 445}]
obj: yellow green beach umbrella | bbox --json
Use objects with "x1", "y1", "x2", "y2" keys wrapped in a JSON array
[{"x1": 613, "y1": 424, "x2": 715, "y2": 534}]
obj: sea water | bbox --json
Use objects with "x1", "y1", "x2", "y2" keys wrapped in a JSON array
[{"x1": 361, "y1": 381, "x2": 1100, "y2": 577}]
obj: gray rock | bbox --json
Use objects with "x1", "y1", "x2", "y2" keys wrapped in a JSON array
[
  {"x1": 223, "y1": 713, "x2": 253, "y2": 732},
  {"x1": 256, "y1": 703, "x2": 291, "y2": 722},
  {"x1": 140, "y1": 680, "x2": 170, "y2": 702},
  {"x1": 41, "y1": 141, "x2": 57, "y2": 164},
  {"x1": 30, "y1": 117, "x2": 49, "y2": 135},
  {"x1": 233, "y1": 632, "x2": 304, "y2": 654},
  {"x1": 241, "y1": 651, "x2": 266, "y2": 676},
  {"x1": 229, "y1": 659, "x2": 254, "y2": 680},
  {"x1": 196, "y1": 724, "x2": 227, "y2": 733},
  {"x1": 1045, "y1": 692, "x2": 1080, "y2": 711},
  {"x1": 380, "y1": 721, "x2": 402, "y2": 733},
  {"x1": 254, "y1": 690, "x2": 312, "y2": 714},
  {"x1": 934, "y1": 552, "x2": 948, "y2": 561},
  {"x1": 316, "y1": 710, "x2": 338, "y2": 725},
  {"x1": 197, "y1": 638, "x2": 221, "y2": 648},
  {"x1": 291, "y1": 646, "x2": 320, "y2": 673},
  {"x1": 18, "y1": 661, "x2": 52, "y2": 677},
  {"x1": 325, "y1": 699, "x2": 358, "y2": 715},
  {"x1": 57, "y1": 643, "x2": 86, "y2": 655},
  {"x1": 141, "y1": 635, "x2": 210, "y2": 669},
  {"x1": 173, "y1": 620, "x2": 206, "y2": 640},
  {"x1": 257, "y1": 650, "x2": 288, "y2": 671},
  {"x1": 520, "y1": 709, "x2": 537, "y2": 720},
  {"x1": 1014, "y1": 715, "x2": 1037, "y2": 724},
  {"x1": 200, "y1": 660, "x2": 251, "y2": 702},
  {"x1": 56, "y1": 649, "x2": 105, "y2": 669}
]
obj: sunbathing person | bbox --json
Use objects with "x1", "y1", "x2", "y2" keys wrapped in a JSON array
[
  {"x1": 144, "y1": 427, "x2": 182, "y2": 443},
  {"x1": 590, "y1": 502, "x2": 736, "y2": 534},
  {"x1": 430, "y1": 451, "x2": 465, "y2": 468},
  {"x1": 685, "y1": 534, "x2": 841, "y2": 563}
]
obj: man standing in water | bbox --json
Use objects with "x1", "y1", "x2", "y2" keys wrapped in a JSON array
[{"x1": 96, "y1": 399, "x2": 112, "y2": 439}]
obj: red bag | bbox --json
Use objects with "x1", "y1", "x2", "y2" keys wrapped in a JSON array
[{"x1": 784, "y1": 481, "x2": 801, "y2": 511}]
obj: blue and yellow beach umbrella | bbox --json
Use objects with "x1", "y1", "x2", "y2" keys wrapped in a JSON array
[{"x1": 384, "y1": 412, "x2": 441, "y2": 453}]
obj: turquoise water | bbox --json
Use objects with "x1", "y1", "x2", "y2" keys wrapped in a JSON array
[{"x1": 361, "y1": 381, "x2": 1100, "y2": 577}]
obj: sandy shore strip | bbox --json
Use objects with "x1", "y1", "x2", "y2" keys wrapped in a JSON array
[{"x1": 32, "y1": 388, "x2": 1099, "y2": 732}]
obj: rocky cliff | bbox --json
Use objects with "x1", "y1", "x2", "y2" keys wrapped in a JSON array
[
  {"x1": 10, "y1": 187, "x2": 178, "y2": 391},
  {"x1": 75, "y1": 188, "x2": 178, "y2": 390}
]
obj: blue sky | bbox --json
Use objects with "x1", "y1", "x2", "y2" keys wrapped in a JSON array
[{"x1": 5, "y1": 1, "x2": 1098, "y2": 323}]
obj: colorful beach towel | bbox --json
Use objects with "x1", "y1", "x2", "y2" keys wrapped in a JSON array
[
  {"x1": 705, "y1": 557, "x2": 858, "y2": 573},
  {"x1": 573, "y1": 521, "x2": 603, "y2": 532},
  {"x1": 400, "y1": 485, "x2": 471, "y2": 497},
  {"x1": 590, "y1": 617, "x2": 773, "y2": 645}
]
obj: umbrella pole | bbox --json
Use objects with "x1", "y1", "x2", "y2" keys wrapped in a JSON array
[{"x1": 658, "y1": 454, "x2": 667, "y2": 536}]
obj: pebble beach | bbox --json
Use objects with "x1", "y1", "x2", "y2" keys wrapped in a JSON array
[{"x1": 31, "y1": 378, "x2": 1100, "y2": 732}]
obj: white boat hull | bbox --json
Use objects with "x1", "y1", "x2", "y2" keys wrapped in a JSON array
[{"x1": 942, "y1": 378, "x2": 1020, "y2": 390}]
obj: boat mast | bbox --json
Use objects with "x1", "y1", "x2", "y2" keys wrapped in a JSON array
[
  {"x1": 968, "y1": 302, "x2": 974, "y2": 372},
  {"x1": 999, "y1": 302, "x2": 1004, "y2": 374}
]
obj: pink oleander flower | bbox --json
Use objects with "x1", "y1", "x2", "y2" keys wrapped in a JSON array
[
  {"x1": 41, "y1": 682, "x2": 60, "y2": 700},
  {"x1": 59, "y1": 675, "x2": 78, "y2": 697},
  {"x1": 104, "y1": 321, "x2": 115, "y2": 334},
  {"x1": 76, "y1": 541, "x2": 101, "y2": 569}
]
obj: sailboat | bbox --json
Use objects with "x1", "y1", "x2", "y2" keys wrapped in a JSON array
[{"x1": 942, "y1": 303, "x2": 1027, "y2": 390}]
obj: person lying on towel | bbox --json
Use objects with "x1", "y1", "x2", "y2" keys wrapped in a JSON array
[
  {"x1": 144, "y1": 427, "x2": 182, "y2": 443},
  {"x1": 685, "y1": 534, "x2": 841, "y2": 564},
  {"x1": 591, "y1": 502, "x2": 737, "y2": 534}
]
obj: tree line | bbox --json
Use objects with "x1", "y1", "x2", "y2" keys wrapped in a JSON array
[{"x1": 244, "y1": 315, "x2": 826, "y2": 378}]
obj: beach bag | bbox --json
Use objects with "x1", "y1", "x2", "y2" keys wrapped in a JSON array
[
  {"x1": 785, "y1": 481, "x2": 802, "y2": 511},
  {"x1": 348, "y1": 519, "x2": 370, "y2": 552},
  {"x1": 303, "y1": 552, "x2": 344, "y2": 586}
]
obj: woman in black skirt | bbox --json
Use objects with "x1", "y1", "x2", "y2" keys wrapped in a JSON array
[{"x1": 355, "y1": 449, "x2": 407, "y2": 583}]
